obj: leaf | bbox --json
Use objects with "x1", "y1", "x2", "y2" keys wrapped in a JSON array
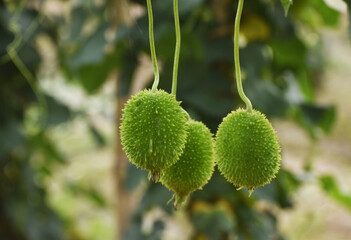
[
  {"x1": 296, "y1": 0, "x2": 340, "y2": 27},
  {"x1": 77, "y1": 63, "x2": 110, "y2": 93},
  {"x1": 310, "y1": 0, "x2": 340, "y2": 26},
  {"x1": 69, "y1": 23, "x2": 108, "y2": 69},
  {"x1": 65, "y1": 8, "x2": 88, "y2": 42},
  {"x1": 296, "y1": 70, "x2": 315, "y2": 103},
  {"x1": 29, "y1": 132, "x2": 66, "y2": 164},
  {"x1": 254, "y1": 169, "x2": 301, "y2": 208},
  {"x1": 45, "y1": 95, "x2": 71, "y2": 127},
  {"x1": 124, "y1": 162, "x2": 148, "y2": 191},
  {"x1": 280, "y1": 0, "x2": 293, "y2": 15},
  {"x1": 88, "y1": 123, "x2": 106, "y2": 147},
  {"x1": 192, "y1": 209, "x2": 235, "y2": 240},
  {"x1": 0, "y1": 120, "x2": 24, "y2": 159},
  {"x1": 283, "y1": 72, "x2": 305, "y2": 104},
  {"x1": 319, "y1": 175, "x2": 351, "y2": 211},
  {"x1": 245, "y1": 80, "x2": 290, "y2": 118},
  {"x1": 292, "y1": 104, "x2": 336, "y2": 139},
  {"x1": 134, "y1": 183, "x2": 173, "y2": 216},
  {"x1": 65, "y1": 182, "x2": 106, "y2": 207},
  {"x1": 270, "y1": 38, "x2": 307, "y2": 69},
  {"x1": 240, "y1": 43, "x2": 267, "y2": 79}
]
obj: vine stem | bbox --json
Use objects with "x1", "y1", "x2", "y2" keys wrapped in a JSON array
[
  {"x1": 147, "y1": 0, "x2": 160, "y2": 91},
  {"x1": 4, "y1": 1, "x2": 47, "y2": 126},
  {"x1": 171, "y1": 0, "x2": 181, "y2": 96},
  {"x1": 234, "y1": 0, "x2": 252, "y2": 112}
]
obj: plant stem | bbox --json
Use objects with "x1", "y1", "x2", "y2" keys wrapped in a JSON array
[
  {"x1": 234, "y1": 0, "x2": 252, "y2": 112},
  {"x1": 171, "y1": 0, "x2": 181, "y2": 96},
  {"x1": 147, "y1": 0, "x2": 159, "y2": 91}
]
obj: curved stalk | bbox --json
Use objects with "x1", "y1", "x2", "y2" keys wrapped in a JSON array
[
  {"x1": 171, "y1": 0, "x2": 181, "y2": 96},
  {"x1": 234, "y1": 0, "x2": 252, "y2": 112},
  {"x1": 147, "y1": 0, "x2": 160, "y2": 91}
]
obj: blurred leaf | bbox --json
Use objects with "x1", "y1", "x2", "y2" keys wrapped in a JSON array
[
  {"x1": 0, "y1": 120, "x2": 24, "y2": 159},
  {"x1": 241, "y1": 43, "x2": 267, "y2": 78},
  {"x1": 294, "y1": 0, "x2": 340, "y2": 28},
  {"x1": 242, "y1": 211, "x2": 282, "y2": 240},
  {"x1": 246, "y1": 80, "x2": 289, "y2": 118},
  {"x1": 292, "y1": 104, "x2": 336, "y2": 139},
  {"x1": 283, "y1": 72, "x2": 304, "y2": 104},
  {"x1": 69, "y1": 23, "x2": 108, "y2": 68},
  {"x1": 203, "y1": 36, "x2": 232, "y2": 63},
  {"x1": 296, "y1": 70, "x2": 314, "y2": 103},
  {"x1": 192, "y1": 208, "x2": 235, "y2": 240},
  {"x1": 124, "y1": 220, "x2": 164, "y2": 240},
  {"x1": 181, "y1": 69, "x2": 234, "y2": 118},
  {"x1": 89, "y1": 123, "x2": 106, "y2": 147},
  {"x1": 254, "y1": 169, "x2": 301, "y2": 208},
  {"x1": 118, "y1": 46, "x2": 139, "y2": 96},
  {"x1": 29, "y1": 133, "x2": 66, "y2": 164},
  {"x1": 26, "y1": 209, "x2": 64, "y2": 240},
  {"x1": 319, "y1": 175, "x2": 351, "y2": 211},
  {"x1": 65, "y1": 8, "x2": 88, "y2": 42},
  {"x1": 123, "y1": 222, "x2": 144, "y2": 240},
  {"x1": 66, "y1": 182, "x2": 106, "y2": 207},
  {"x1": 280, "y1": 0, "x2": 293, "y2": 15},
  {"x1": 134, "y1": 183, "x2": 173, "y2": 216},
  {"x1": 45, "y1": 95, "x2": 71, "y2": 126},
  {"x1": 125, "y1": 162, "x2": 148, "y2": 191},
  {"x1": 79, "y1": 40, "x2": 126, "y2": 94},
  {"x1": 310, "y1": 0, "x2": 340, "y2": 26},
  {"x1": 157, "y1": 25, "x2": 204, "y2": 62},
  {"x1": 78, "y1": 63, "x2": 110, "y2": 93},
  {"x1": 270, "y1": 38, "x2": 306, "y2": 69},
  {"x1": 192, "y1": 170, "x2": 241, "y2": 203}
]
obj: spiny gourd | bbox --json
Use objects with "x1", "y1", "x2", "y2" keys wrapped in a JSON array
[
  {"x1": 161, "y1": 120, "x2": 215, "y2": 208},
  {"x1": 215, "y1": 108, "x2": 281, "y2": 195},
  {"x1": 120, "y1": 89, "x2": 188, "y2": 182}
]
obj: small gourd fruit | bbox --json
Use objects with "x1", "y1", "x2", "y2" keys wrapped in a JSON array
[
  {"x1": 215, "y1": 108, "x2": 281, "y2": 195},
  {"x1": 161, "y1": 120, "x2": 215, "y2": 208},
  {"x1": 120, "y1": 89, "x2": 188, "y2": 182}
]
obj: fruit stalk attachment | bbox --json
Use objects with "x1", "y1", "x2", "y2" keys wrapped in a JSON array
[
  {"x1": 171, "y1": 0, "x2": 181, "y2": 96},
  {"x1": 147, "y1": 0, "x2": 160, "y2": 91},
  {"x1": 234, "y1": 0, "x2": 252, "y2": 112}
]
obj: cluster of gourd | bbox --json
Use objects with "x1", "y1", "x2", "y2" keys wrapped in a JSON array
[{"x1": 120, "y1": 0, "x2": 281, "y2": 208}]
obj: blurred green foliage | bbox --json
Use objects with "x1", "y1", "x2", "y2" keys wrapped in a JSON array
[
  {"x1": 319, "y1": 175, "x2": 351, "y2": 211},
  {"x1": 0, "y1": 0, "x2": 350, "y2": 239}
]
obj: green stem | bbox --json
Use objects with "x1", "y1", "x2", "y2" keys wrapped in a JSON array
[
  {"x1": 234, "y1": 0, "x2": 252, "y2": 112},
  {"x1": 7, "y1": 49, "x2": 47, "y2": 126},
  {"x1": 147, "y1": 0, "x2": 159, "y2": 91},
  {"x1": 2, "y1": 1, "x2": 47, "y2": 126},
  {"x1": 171, "y1": 0, "x2": 181, "y2": 96}
]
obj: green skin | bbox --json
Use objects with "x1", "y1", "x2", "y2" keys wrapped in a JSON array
[
  {"x1": 161, "y1": 120, "x2": 215, "y2": 208},
  {"x1": 215, "y1": 109, "x2": 281, "y2": 193},
  {"x1": 120, "y1": 89, "x2": 188, "y2": 181}
]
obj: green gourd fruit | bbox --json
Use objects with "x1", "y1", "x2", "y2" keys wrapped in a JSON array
[
  {"x1": 215, "y1": 108, "x2": 281, "y2": 195},
  {"x1": 161, "y1": 120, "x2": 215, "y2": 208},
  {"x1": 120, "y1": 89, "x2": 188, "y2": 182}
]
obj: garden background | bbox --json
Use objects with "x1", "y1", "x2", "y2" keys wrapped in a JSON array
[{"x1": 1, "y1": 0, "x2": 351, "y2": 239}]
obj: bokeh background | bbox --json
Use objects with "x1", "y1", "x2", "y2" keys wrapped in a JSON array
[{"x1": 1, "y1": 0, "x2": 351, "y2": 239}]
